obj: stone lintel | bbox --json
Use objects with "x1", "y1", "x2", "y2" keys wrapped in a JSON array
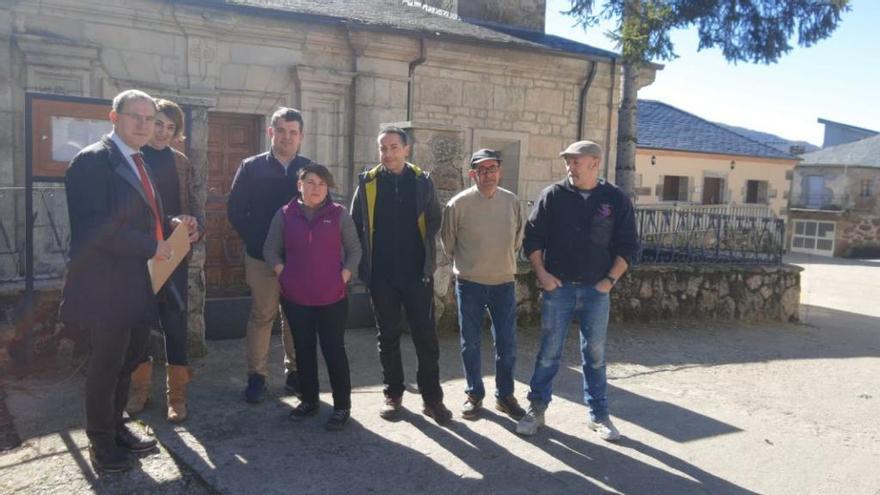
[{"x1": 292, "y1": 66, "x2": 355, "y2": 96}]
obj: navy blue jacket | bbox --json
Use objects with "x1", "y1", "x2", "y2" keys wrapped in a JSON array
[
  {"x1": 523, "y1": 179, "x2": 638, "y2": 285},
  {"x1": 227, "y1": 151, "x2": 312, "y2": 260}
]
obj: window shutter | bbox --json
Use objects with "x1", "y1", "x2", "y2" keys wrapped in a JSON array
[
  {"x1": 758, "y1": 181, "x2": 769, "y2": 203},
  {"x1": 678, "y1": 176, "x2": 690, "y2": 202}
]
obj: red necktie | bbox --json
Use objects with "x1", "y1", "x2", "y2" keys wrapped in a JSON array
[{"x1": 131, "y1": 153, "x2": 164, "y2": 242}]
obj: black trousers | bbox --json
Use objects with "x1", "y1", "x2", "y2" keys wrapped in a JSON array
[
  {"x1": 369, "y1": 276, "x2": 443, "y2": 403},
  {"x1": 281, "y1": 297, "x2": 351, "y2": 410},
  {"x1": 85, "y1": 325, "x2": 150, "y2": 447},
  {"x1": 139, "y1": 264, "x2": 188, "y2": 365}
]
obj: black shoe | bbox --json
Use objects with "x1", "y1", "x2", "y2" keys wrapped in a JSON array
[
  {"x1": 325, "y1": 409, "x2": 350, "y2": 431},
  {"x1": 495, "y1": 395, "x2": 527, "y2": 420},
  {"x1": 89, "y1": 444, "x2": 133, "y2": 473},
  {"x1": 116, "y1": 424, "x2": 157, "y2": 453},
  {"x1": 284, "y1": 371, "x2": 302, "y2": 398},
  {"x1": 289, "y1": 401, "x2": 319, "y2": 422},
  {"x1": 423, "y1": 401, "x2": 453, "y2": 425},
  {"x1": 244, "y1": 373, "x2": 267, "y2": 404}
]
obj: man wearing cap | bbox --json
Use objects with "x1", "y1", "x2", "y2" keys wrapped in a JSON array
[
  {"x1": 440, "y1": 149, "x2": 527, "y2": 420},
  {"x1": 516, "y1": 140, "x2": 638, "y2": 441}
]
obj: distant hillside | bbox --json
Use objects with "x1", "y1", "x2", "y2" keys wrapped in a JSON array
[{"x1": 716, "y1": 123, "x2": 819, "y2": 156}]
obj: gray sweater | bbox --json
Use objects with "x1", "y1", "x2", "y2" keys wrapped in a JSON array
[{"x1": 263, "y1": 200, "x2": 362, "y2": 278}]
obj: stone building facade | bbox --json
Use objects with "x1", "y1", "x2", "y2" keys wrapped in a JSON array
[
  {"x1": 0, "y1": 0, "x2": 634, "y2": 363},
  {"x1": 788, "y1": 135, "x2": 880, "y2": 257}
]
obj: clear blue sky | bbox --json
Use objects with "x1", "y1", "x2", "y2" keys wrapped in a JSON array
[{"x1": 544, "y1": 0, "x2": 880, "y2": 146}]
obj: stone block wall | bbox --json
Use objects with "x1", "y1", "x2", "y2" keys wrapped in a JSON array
[
  {"x1": 838, "y1": 212, "x2": 880, "y2": 257},
  {"x1": 412, "y1": 41, "x2": 618, "y2": 205},
  {"x1": 434, "y1": 263, "x2": 803, "y2": 334}
]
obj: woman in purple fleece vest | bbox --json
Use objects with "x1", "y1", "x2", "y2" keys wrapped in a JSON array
[{"x1": 263, "y1": 164, "x2": 362, "y2": 430}]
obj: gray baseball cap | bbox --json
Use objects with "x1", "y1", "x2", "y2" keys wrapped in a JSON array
[
  {"x1": 470, "y1": 148, "x2": 502, "y2": 167},
  {"x1": 559, "y1": 140, "x2": 603, "y2": 158}
]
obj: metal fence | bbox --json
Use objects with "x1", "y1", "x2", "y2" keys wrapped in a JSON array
[
  {"x1": 637, "y1": 202, "x2": 775, "y2": 218},
  {"x1": 0, "y1": 185, "x2": 69, "y2": 283},
  {"x1": 635, "y1": 207, "x2": 785, "y2": 265}
]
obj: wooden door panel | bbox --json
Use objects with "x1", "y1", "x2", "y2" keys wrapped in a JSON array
[{"x1": 205, "y1": 112, "x2": 262, "y2": 298}]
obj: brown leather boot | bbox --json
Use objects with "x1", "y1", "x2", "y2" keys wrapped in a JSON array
[
  {"x1": 166, "y1": 365, "x2": 193, "y2": 423},
  {"x1": 124, "y1": 360, "x2": 152, "y2": 415}
]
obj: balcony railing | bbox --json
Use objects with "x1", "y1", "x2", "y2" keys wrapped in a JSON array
[
  {"x1": 637, "y1": 202, "x2": 775, "y2": 218},
  {"x1": 788, "y1": 192, "x2": 854, "y2": 211},
  {"x1": 635, "y1": 208, "x2": 785, "y2": 265}
]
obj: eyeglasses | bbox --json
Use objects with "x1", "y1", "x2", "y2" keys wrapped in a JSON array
[
  {"x1": 476, "y1": 166, "x2": 500, "y2": 176},
  {"x1": 119, "y1": 112, "x2": 156, "y2": 124}
]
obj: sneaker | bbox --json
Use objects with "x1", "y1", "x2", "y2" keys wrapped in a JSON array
[
  {"x1": 588, "y1": 417, "x2": 621, "y2": 442},
  {"x1": 379, "y1": 396, "x2": 402, "y2": 419},
  {"x1": 423, "y1": 401, "x2": 453, "y2": 425},
  {"x1": 495, "y1": 395, "x2": 526, "y2": 420},
  {"x1": 244, "y1": 373, "x2": 267, "y2": 404},
  {"x1": 115, "y1": 424, "x2": 157, "y2": 453},
  {"x1": 89, "y1": 444, "x2": 133, "y2": 473},
  {"x1": 515, "y1": 402, "x2": 546, "y2": 436},
  {"x1": 325, "y1": 409, "x2": 351, "y2": 431},
  {"x1": 461, "y1": 395, "x2": 482, "y2": 420},
  {"x1": 284, "y1": 370, "x2": 301, "y2": 398},
  {"x1": 289, "y1": 401, "x2": 320, "y2": 422}
]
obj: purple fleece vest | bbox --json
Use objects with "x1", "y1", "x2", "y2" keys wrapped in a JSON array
[{"x1": 278, "y1": 200, "x2": 346, "y2": 306}]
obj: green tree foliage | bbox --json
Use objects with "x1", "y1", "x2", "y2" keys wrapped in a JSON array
[{"x1": 565, "y1": 0, "x2": 850, "y2": 194}]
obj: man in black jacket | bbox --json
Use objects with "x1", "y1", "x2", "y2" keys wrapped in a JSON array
[
  {"x1": 515, "y1": 140, "x2": 638, "y2": 441},
  {"x1": 350, "y1": 127, "x2": 452, "y2": 424},
  {"x1": 227, "y1": 107, "x2": 311, "y2": 403},
  {"x1": 62, "y1": 89, "x2": 192, "y2": 472}
]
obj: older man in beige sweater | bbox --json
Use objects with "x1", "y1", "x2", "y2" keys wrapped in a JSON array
[{"x1": 440, "y1": 148, "x2": 526, "y2": 421}]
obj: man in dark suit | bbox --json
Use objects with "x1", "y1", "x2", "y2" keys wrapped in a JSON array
[{"x1": 61, "y1": 89, "x2": 184, "y2": 472}]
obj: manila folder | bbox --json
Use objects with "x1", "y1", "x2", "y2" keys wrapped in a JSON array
[{"x1": 147, "y1": 223, "x2": 191, "y2": 294}]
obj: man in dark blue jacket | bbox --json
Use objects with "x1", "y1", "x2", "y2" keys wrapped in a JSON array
[
  {"x1": 516, "y1": 140, "x2": 638, "y2": 441},
  {"x1": 227, "y1": 107, "x2": 311, "y2": 403}
]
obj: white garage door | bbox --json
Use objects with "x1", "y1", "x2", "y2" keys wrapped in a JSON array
[{"x1": 791, "y1": 220, "x2": 835, "y2": 256}]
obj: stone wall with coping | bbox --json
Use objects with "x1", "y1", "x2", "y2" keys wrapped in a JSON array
[
  {"x1": 434, "y1": 263, "x2": 803, "y2": 333},
  {"x1": 838, "y1": 212, "x2": 880, "y2": 257}
]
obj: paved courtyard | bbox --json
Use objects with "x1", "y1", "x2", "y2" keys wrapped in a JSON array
[{"x1": 1, "y1": 254, "x2": 879, "y2": 494}]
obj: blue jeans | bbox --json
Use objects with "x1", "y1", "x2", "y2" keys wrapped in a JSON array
[
  {"x1": 455, "y1": 279, "x2": 517, "y2": 400},
  {"x1": 526, "y1": 284, "x2": 611, "y2": 421}
]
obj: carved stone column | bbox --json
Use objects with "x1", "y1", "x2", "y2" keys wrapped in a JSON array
[
  {"x1": 291, "y1": 66, "x2": 355, "y2": 196},
  {"x1": 172, "y1": 95, "x2": 214, "y2": 359}
]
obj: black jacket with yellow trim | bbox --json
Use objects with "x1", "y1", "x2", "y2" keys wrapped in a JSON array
[{"x1": 350, "y1": 162, "x2": 441, "y2": 286}]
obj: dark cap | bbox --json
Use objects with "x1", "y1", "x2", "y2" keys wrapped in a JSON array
[
  {"x1": 470, "y1": 148, "x2": 501, "y2": 168},
  {"x1": 559, "y1": 140, "x2": 603, "y2": 158}
]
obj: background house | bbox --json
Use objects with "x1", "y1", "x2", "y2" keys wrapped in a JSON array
[
  {"x1": 788, "y1": 134, "x2": 880, "y2": 257},
  {"x1": 817, "y1": 118, "x2": 879, "y2": 148},
  {"x1": 635, "y1": 100, "x2": 799, "y2": 218}
]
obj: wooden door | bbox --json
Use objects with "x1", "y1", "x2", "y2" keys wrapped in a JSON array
[
  {"x1": 702, "y1": 177, "x2": 723, "y2": 205},
  {"x1": 205, "y1": 112, "x2": 262, "y2": 297}
]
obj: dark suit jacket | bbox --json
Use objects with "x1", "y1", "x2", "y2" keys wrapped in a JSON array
[{"x1": 60, "y1": 136, "x2": 162, "y2": 331}]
